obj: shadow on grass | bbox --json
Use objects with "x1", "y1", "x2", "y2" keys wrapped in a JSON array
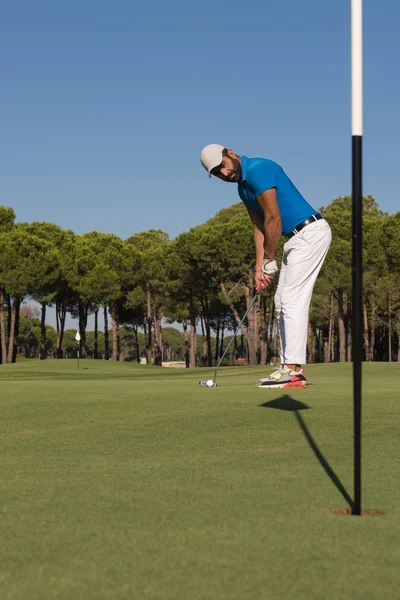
[
  {"x1": 259, "y1": 396, "x2": 310, "y2": 412},
  {"x1": 260, "y1": 395, "x2": 354, "y2": 510}
]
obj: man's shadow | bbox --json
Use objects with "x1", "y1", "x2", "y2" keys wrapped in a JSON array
[{"x1": 260, "y1": 395, "x2": 353, "y2": 509}]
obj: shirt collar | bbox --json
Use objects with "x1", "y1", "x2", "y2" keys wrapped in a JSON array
[{"x1": 240, "y1": 155, "x2": 248, "y2": 183}]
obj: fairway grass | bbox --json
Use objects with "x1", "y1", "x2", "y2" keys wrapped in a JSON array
[{"x1": 0, "y1": 360, "x2": 399, "y2": 599}]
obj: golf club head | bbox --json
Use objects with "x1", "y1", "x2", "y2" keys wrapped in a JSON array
[{"x1": 199, "y1": 381, "x2": 217, "y2": 387}]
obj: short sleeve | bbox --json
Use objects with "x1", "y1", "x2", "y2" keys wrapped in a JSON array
[{"x1": 246, "y1": 159, "x2": 277, "y2": 198}]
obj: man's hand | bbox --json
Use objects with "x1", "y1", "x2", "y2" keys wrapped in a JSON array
[
  {"x1": 255, "y1": 269, "x2": 272, "y2": 293},
  {"x1": 255, "y1": 259, "x2": 279, "y2": 293}
]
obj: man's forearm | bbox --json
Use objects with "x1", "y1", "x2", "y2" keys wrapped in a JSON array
[
  {"x1": 263, "y1": 217, "x2": 282, "y2": 259},
  {"x1": 254, "y1": 226, "x2": 265, "y2": 272}
]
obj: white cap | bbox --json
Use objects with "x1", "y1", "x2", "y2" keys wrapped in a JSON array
[{"x1": 200, "y1": 144, "x2": 224, "y2": 178}]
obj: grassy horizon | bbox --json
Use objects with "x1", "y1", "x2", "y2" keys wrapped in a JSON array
[{"x1": 1, "y1": 360, "x2": 399, "y2": 599}]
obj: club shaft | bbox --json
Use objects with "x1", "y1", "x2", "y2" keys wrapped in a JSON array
[{"x1": 213, "y1": 293, "x2": 258, "y2": 381}]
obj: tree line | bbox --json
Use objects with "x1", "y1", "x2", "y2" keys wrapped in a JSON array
[
  {"x1": 0, "y1": 195, "x2": 399, "y2": 367},
  {"x1": 15, "y1": 305, "x2": 234, "y2": 365}
]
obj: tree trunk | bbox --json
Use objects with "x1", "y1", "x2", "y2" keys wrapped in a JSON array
[
  {"x1": 307, "y1": 322, "x2": 315, "y2": 364},
  {"x1": 267, "y1": 298, "x2": 275, "y2": 363},
  {"x1": 153, "y1": 310, "x2": 158, "y2": 351},
  {"x1": 214, "y1": 317, "x2": 220, "y2": 363},
  {"x1": 259, "y1": 295, "x2": 268, "y2": 366},
  {"x1": 256, "y1": 293, "x2": 263, "y2": 364},
  {"x1": 315, "y1": 328, "x2": 321, "y2": 362},
  {"x1": 56, "y1": 300, "x2": 60, "y2": 357},
  {"x1": 201, "y1": 300, "x2": 213, "y2": 367},
  {"x1": 146, "y1": 282, "x2": 152, "y2": 363},
  {"x1": 142, "y1": 319, "x2": 147, "y2": 360},
  {"x1": 0, "y1": 289, "x2": 7, "y2": 365},
  {"x1": 60, "y1": 301, "x2": 66, "y2": 355},
  {"x1": 388, "y1": 296, "x2": 392, "y2": 363},
  {"x1": 134, "y1": 324, "x2": 140, "y2": 364},
  {"x1": 328, "y1": 293, "x2": 334, "y2": 362},
  {"x1": 347, "y1": 327, "x2": 352, "y2": 362},
  {"x1": 7, "y1": 296, "x2": 20, "y2": 363},
  {"x1": 220, "y1": 319, "x2": 225, "y2": 361},
  {"x1": 78, "y1": 301, "x2": 88, "y2": 359},
  {"x1": 199, "y1": 315, "x2": 207, "y2": 366},
  {"x1": 153, "y1": 308, "x2": 162, "y2": 366},
  {"x1": 260, "y1": 338, "x2": 267, "y2": 365},
  {"x1": 363, "y1": 301, "x2": 370, "y2": 361},
  {"x1": 338, "y1": 317, "x2": 346, "y2": 362},
  {"x1": 258, "y1": 296, "x2": 267, "y2": 365},
  {"x1": 233, "y1": 333, "x2": 238, "y2": 363},
  {"x1": 94, "y1": 305, "x2": 99, "y2": 359},
  {"x1": 345, "y1": 297, "x2": 351, "y2": 363},
  {"x1": 241, "y1": 333, "x2": 245, "y2": 360},
  {"x1": 205, "y1": 317, "x2": 212, "y2": 367},
  {"x1": 111, "y1": 300, "x2": 120, "y2": 361},
  {"x1": 189, "y1": 292, "x2": 196, "y2": 368},
  {"x1": 369, "y1": 299, "x2": 375, "y2": 361},
  {"x1": 104, "y1": 305, "x2": 110, "y2": 360},
  {"x1": 56, "y1": 300, "x2": 67, "y2": 358},
  {"x1": 183, "y1": 319, "x2": 190, "y2": 368},
  {"x1": 145, "y1": 345, "x2": 152, "y2": 364},
  {"x1": 158, "y1": 310, "x2": 163, "y2": 363},
  {"x1": 337, "y1": 290, "x2": 346, "y2": 363},
  {"x1": 323, "y1": 339, "x2": 329, "y2": 363},
  {"x1": 7, "y1": 294, "x2": 11, "y2": 341},
  {"x1": 40, "y1": 302, "x2": 47, "y2": 360},
  {"x1": 397, "y1": 325, "x2": 400, "y2": 362},
  {"x1": 12, "y1": 300, "x2": 21, "y2": 363}
]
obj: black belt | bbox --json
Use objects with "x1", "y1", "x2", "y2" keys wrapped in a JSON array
[{"x1": 287, "y1": 213, "x2": 324, "y2": 239}]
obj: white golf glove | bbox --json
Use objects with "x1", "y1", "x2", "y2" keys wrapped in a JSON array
[{"x1": 262, "y1": 258, "x2": 278, "y2": 277}]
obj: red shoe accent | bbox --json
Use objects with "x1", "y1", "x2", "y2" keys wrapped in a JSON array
[{"x1": 283, "y1": 381, "x2": 305, "y2": 389}]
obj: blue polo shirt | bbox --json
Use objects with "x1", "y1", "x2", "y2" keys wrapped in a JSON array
[{"x1": 238, "y1": 155, "x2": 317, "y2": 236}]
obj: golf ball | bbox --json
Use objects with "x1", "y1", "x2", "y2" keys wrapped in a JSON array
[{"x1": 206, "y1": 380, "x2": 214, "y2": 387}]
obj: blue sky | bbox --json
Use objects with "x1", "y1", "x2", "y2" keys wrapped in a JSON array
[{"x1": 1, "y1": 0, "x2": 399, "y2": 247}]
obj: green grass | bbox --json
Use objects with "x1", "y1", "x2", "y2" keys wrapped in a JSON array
[{"x1": 0, "y1": 360, "x2": 399, "y2": 599}]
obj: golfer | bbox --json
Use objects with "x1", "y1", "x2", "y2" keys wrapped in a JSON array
[{"x1": 200, "y1": 144, "x2": 331, "y2": 389}]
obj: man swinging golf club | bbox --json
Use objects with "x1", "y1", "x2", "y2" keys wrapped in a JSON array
[{"x1": 200, "y1": 144, "x2": 331, "y2": 389}]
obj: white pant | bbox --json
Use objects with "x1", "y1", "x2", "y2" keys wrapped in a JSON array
[{"x1": 274, "y1": 218, "x2": 332, "y2": 365}]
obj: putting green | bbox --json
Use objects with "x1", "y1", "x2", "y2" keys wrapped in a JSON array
[{"x1": 0, "y1": 360, "x2": 399, "y2": 599}]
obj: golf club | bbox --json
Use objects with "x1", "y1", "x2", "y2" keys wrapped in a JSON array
[{"x1": 199, "y1": 290, "x2": 259, "y2": 387}]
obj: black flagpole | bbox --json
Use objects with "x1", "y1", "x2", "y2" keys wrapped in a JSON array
[{"x1": 351, "y1": 0, "x2": 363, "y2": 516}]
